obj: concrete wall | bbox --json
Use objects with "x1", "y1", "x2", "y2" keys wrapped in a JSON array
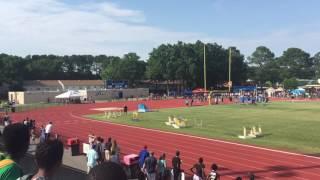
[
  {"x1": 8, "y1": 91, "x2": 61, "y2": 104},
  {"x1": 8, "y1": 88, "x2": 149, "y2": 104},
  {"x1": 86, "y1": 88, "x2": 149, "y2": 100}
]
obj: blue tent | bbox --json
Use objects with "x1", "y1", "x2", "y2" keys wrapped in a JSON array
[
  {"x1": 289, "y1": 88, "x2": 305, "y2": 96},
  {"x1": 233, "y1": 86, "x2": 257, "y2": 93},
  {"x1": 138, "y1": 104, "x2": 148, "y2": 113}
]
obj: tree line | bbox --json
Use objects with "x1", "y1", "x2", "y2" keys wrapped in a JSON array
[{"x1": 0, "y1": 40, "x2": 319, "y2": 91}]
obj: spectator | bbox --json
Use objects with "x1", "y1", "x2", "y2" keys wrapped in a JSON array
[
  {"x1": 109, "y1": 140, "x2": 120, "y2": 164},
  {"x1": 19, "y1": 139, "x2": 64, "y2": 180},
  {"x1": 190, "y1": 157, "x2": 205, "y2": 180},
  {"x1": 157, "y1": 153, "x2": 167, "y2": 180},
  {"x1": 109, "y1": 149, "x2": 120, "y2": 165},
  {"x1": 94, "y1": 137, "x2": 103, "y2": 164},
  {"x1": 138, "y1": 146, "x2": 149, "y2": 168},
  {"x1": 172, "y1": 150, "x2": 182, "y2": 180},
  {"x1": 235, "y1": 177, "x2": 242, "y2": 180},
  {"x1": 88, "y1": 133, "x2": 96, "y2": 145},
  {"x1": 207, "y1": 164, "x2": 219, "y2": 180},
  {"x1": 45, "y1": 122, "x2": 53, "y2": 141},
  {"x1": 123, "y1": 105, "x2": 128, "y2": 115},
  {"x1": 104, "y1": 137, "x2": 112, "y2": 161},
  {"x1": 248, "y1": 172, "x2": 255, "y2": 180},
  {"x1": 185, "y1": 99, "x2": 189, "y2": 106},
  {"x1": 23, "y1": 119, "x2": 28, "y2": 126},
  {"x1": 88, "y1": 161, "x2": 127, "y2": 180},
  {"x1": 143, "y1": 152, "x2": 157, "y2": 180},
  {"x1": 87, "y1": 144, "x2": 99, "y2": 174},
  {"x1": 0, "y1": 123, "x2": 30, "y2": 179},
  {"x1": 110, "y1": 140, "x2": 120, "y2": 156},
  {"x1": 3, "y1": 114, "x2": 11, "y2": 127},
  {"x1": 39, "y1": 125, "x2": 46, "y2": 144}
]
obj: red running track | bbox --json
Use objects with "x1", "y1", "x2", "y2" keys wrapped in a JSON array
[{"x1": 10, "y1": 99, "x2": 320, "y2": 180}]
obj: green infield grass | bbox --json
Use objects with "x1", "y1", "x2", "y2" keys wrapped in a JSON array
[{"x1": 85, "y1": 102, "x2": 320, "y2": 155}]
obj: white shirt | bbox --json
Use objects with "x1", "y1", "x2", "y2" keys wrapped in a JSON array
[{"x1": 45, "y1": 124, "x2": 52, "y2": 133}]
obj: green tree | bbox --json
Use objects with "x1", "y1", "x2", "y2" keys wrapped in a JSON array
[
  {"x1": 279, "y1": 48, "x2": 313, "y2": 79},
  {"x1": 247, "y1": 46, "x2": 279, "y2": 84},
  {"x1": 101, "y1": 53, "x2": 146, "y2": 87},
  {"x1": 283, "y1": 78, "x2": 299, "y2": 89},
  {"x1": 313, "y1": 52, "x2": 320, "y2": 79}
]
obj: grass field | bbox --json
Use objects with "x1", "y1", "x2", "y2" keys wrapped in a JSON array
[{"x1": 86, "y1": 102, "x2": 320, "y2": 155}]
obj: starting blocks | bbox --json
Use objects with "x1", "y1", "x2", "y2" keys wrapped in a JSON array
[{"x1": 238, "y1": 125, "x2": 263, "y2": 139}]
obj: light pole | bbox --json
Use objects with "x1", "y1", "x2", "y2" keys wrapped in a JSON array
[
  {"x1": 204, "y1": 43, "x2": 207, "y2": 91},
  {"x1": 228, "y1": 48, "x2": 232, "y2": 93}
]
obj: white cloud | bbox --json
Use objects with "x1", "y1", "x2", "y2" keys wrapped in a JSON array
[
  {"x1": 209, "y1": 28, "x2": 320, "y2": 58},
  {"x1": 0, "y1": 0, "x2": 319, "y2": 59},
  {"x1": 0, "y1": 0, "x2": 200, "y2": 59}
]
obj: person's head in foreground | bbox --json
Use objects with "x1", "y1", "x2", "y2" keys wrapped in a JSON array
[
  {"x1": 198, "y1": 157, "x2": 203, "y2": 164},
  {"x1": 176, "y1": 150, "x2": 180, "y2": 157},
  {"x1": 211, "y1": 163, "x2": 218, "y2": 171},
  {"x1": 32, "y1": 139, "x2": 64, "y2": 179},
  {"x1": 88, "y1": 161, "x2": 127, "y2": 180},
  {"x1": 2, "y1": 123, "x2": 30, "y2": 161}
]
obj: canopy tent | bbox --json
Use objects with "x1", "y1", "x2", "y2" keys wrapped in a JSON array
[
  {"x1": 266, "y1": 87, "x2": 276, "y2": 97},
  {"x1": 192, "y1": 88, "x2": 209, "y2": 94},
  {"x1": 275, "y1": 87, "x2": 284, "y2": 92},
  {"x1": 55, "y1": 90, "x2": 83, "y2": 99},
  {"x1": 289, "y1": 88, "x2": 305, "y2": 96},
  {"x1": 233, "y1": 86, "x2": 257, "y2": 93}
]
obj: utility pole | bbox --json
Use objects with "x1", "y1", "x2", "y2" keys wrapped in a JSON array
[
  {"x1": 228, "y1": 48, "x2": 232, "y2": 93},
  {"x1": 204, "y1": 43, "x2": 207, "y2": 91}
]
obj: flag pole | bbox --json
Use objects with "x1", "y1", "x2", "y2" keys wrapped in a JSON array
[
  {"x1": 204, "y1": 43, "x2": 207, "y2": 91},
  {"x1": 228, "y1": 48, "x2": 232, "y2": 93}
]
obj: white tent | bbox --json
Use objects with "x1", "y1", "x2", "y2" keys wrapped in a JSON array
[
  {"x1": 266, "y1": 87, "x2": 275, "y2": 97},
  {"x1": 275, "y1": 87, "x2": 284, "y2": 92},
  {"x1": 55, "y1": 90, "x2": 83, "y2": 99}
]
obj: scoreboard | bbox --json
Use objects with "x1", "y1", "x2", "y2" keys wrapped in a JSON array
[{"x1": 106, "y1": 80, "x2": 128, "y2": 89}]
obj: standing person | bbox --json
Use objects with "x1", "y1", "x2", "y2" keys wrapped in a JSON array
[
  {"x1": 191, "y1": 157, "x2": 205, "y2": 180},
  {"x1": 110, "y1": 140, "x2": 120, "y2": 157},
  {"x1": 30, "y1": 127, "x2": 36, "y2": 143},
  {"x1": 95, "y1": 137, "x2": 103, "y2": 164},
  {"x1": 172, "y1": 151, "x2": 182, "y2": 180},
  {"x1": 248, "y1": 172, "x2": 255, "y2": 180},
  {"x1": 157, "y1": 153, "x2": 167, "y2": 180},
  {"x1": 104, "y1": 137, "x2": 112, "y2": 161},
  {"x1": 39, "y1": 125, "x2": 46, "y2": 144},
  {"x1": 88, "y1": 133, "x2": 96, "y2": 145},
  {"x1": 3, "y1": 114, "x2": 10, "y2": 127},
  {"x1": 0, "y1": 123, "x2": 30, "y2": 179},
  {"x1": 138, "y1": 146, "x2": 149, "y2": 169},
  {"x1": 19, "y1": 139, "x2": 64, "y2": 180},
  {"x1": 207, "y1": 164, "x2": 219, "y2": 180},
  {"x1": 87, "y1": 144, "x2": 99, "y2": 174},
  {"x1": 45, "y1": 122, "x2": 53, "y2": 141},
  {"x1": 109, "y1": 149, "x2": 120, "y2": 165},
  {"x1": 143, "y1": 152, "x2": 157, "y2": 180},
  {"x1": 109, "y1": 140, "x2": 120, "y2": 164},
  {"x1": 190, "y1": 98, "x2": 194, "y2": 107},
  {"x1": 123, "y1": 105, "x2": 128, "y2": 115}
]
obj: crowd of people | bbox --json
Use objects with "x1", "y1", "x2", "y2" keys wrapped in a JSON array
[
  {"x1": 0, "y1": 119, "x2": 255, "y2": 180},
  {"x1": 0, "y1": 123, "x2": 64, "y2": 180},
  {"x1": 84, "y1": 134, "x2": 225, "y2": 180}
]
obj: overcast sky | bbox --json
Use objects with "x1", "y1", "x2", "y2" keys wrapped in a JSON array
[{"x1": 0, "y1": 0, "x2": 320, "y2": 59}]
